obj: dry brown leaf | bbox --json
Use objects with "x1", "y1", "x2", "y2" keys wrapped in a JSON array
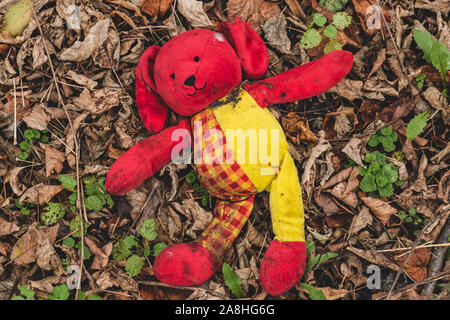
[
  {"x1": 423, "y1": 86, "x2": 448, "y2": 111},
  {"x1": 73, "y1": 88, "x2": 121, "y2": 116},
  {"x1": 323, "y1": 107, "x2": 357, "y2": 140},
  {"x1": 327, "y1": 79, "x2": 363, "y2": 101},
  {"x1": 171, "y1": 199, "x2": 212, "y2": 239},
  {"x1": 0, "y1": 217, "x2": 19, "y2": 236},
  {"x1": 141, "y1": 0, "x2": 174, "y2": 17},
  {"x1": 22, "y1": 104, "x2": 50, "y2": 131},
  {"x1": 330, "y1": 182, "x2": 359, "y2": 208},
  {"x1": 284, "y1": 0, "x2": 306, "y2": 20},
  {"x1": 65, "y1": 112, "x2": 88, "y2": 169},
  {"x1": 282, "y1": 112, "x2": 318, "y2": 144},
  {"x1": 301, "y1": 132, "x2": 331, "y2": 199},
  {"x1": 4, "y1": 166, "x2": 27, "y2": 195},
  {"x1": 361, "y1": 196, "x2": 397, "y2": 225},
  {"x1": 19, "y1": 183, "x2": 64, "y2": 205},
  {"x1": 438, "y1": 170, "x2": 450, "y2": 203},
  {"x1": 10, "y1": 224, "x2": 59, "y2": 266},
  {"x1": 36, "y1": 236, "x2": 64, "y2": 275},
  {"x1": 66, "y1": 70, "x2": 97, "y2": 90},
  {"x1": 342, "y1": 138, "x2": 364, "y2": 167},
  {"x1": 45, "y1": 145, "x2": 65, "y2": 177},
  {"x1": 178, "y1": 0, "x2": 213, "y2": 28},
  {"x1": 368, "y1": 48, "x2": 386, "y2": 78},
  {"x1": 351, "y1": 0, "x2": 392, "y2": 36},
  {"x1": 349, "y1": 206, "x2": 373, "y2": 235},
  {"x1": 60, "y1": 18, "x2": 111, "y2": 62},
  {"x1": 262, "y1": 16, "x2": 291, "y2": 54},
  {"x1": 321, "y1": 167, "x2": 353, "y2": 189},
  {"x1": 393, "y1": 248, "x2": 431, "y2": 282},
  {"x1": 345, "y1": 167, "x2": 360, "y2": 194},
  {"x1": 226, "y1": 0, "x2": 280, "y2": 34},
  {"x1": 318, "y1": 287, "x2": 348, "y2": 300},
  {"x1": 314, "y1": 191, "x2": 342, "y2": 215},
  {"x1": 347, "y1": 247, "x2": 399, "y2": 271},
  {"x1": 87, "y1": 238, "x2": 113, "y2": 270}
]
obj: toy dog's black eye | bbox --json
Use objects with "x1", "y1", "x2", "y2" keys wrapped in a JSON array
[
  {"x1": 194, "y1": 56, "x2": 200, "y2": 62},
  {"x1": 171, "y1": 73, "x2": 175, "y2": 80}
]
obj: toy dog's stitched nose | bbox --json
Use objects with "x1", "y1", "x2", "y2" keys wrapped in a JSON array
[{"x1": 184, "y1": 75, "x2": 196, "y2": 87}]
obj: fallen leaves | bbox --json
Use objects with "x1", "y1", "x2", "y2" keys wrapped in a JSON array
[
  {"x1": 0, "y1": 217, "x2": 19, "y2": 237},
  {"x1": 45, "y1": 145, "x2": 65, "y2": 177},
  {"x1": 60, "y1": 18, "x2": 111, "y2": 62},
  {"x1": 393, "y1": 248, "x2": 432, "y2": 282},
  {"x1": 19, "y1": 184, "x2": 65, "y2": 205},
  {"x1": 141, "y1": 0, "x2": 174, "y2": 17},
  {"x1": 177, "y1": 0, "x2": 213, "y2": 28},
  {"x1": 282, "y1": 112, "x2": 318, "y2": 144},
  {"x1": 361, "y1": 196, "x2": 398, "y2": 225},
  {"x1": 351, "y1": 0, "x2": 392, "y2": 36},
  {"x1": 226, "y1": 0, "x2": 281, "y2": 34}
]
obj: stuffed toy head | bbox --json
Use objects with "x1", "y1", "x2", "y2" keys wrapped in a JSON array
[{"x1": 106, "y1": 17, "x2": 353, "y2": 296}]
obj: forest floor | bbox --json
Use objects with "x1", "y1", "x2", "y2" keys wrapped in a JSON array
[{"x1": 0, "y1": 0, "x2": 449, "y2": 300}]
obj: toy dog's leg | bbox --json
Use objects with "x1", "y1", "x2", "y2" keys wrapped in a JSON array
[
  {"x1": 154, "y1": 196, "x2": 254, "y2": 286},
  {"x1": 260, "y1": 152, "x2": 306, "y2": 296}
]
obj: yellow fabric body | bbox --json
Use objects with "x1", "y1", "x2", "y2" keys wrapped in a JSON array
[
  {"x1": 269, "y1": 152, "x2": 305, "y2": 242},
  {"x1": 212, "y1": 89, "x2": 305, "y2": 242}
]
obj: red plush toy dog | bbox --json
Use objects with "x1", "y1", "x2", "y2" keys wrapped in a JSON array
[{"x1": 106, "y1": 18, "x2": 353, "y2": 295}]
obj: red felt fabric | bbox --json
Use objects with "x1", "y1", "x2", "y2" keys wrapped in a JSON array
[
  {"x1": 135, "y1": 46, "x2": 168, "y2": 133},
  {"x1": 245, "y1": 50, "x2": 353, "y2": 108},
  {"x1": 260, "y1": 240, "x2": 306, "y2": 296},
  {"x1": 105, "y1": 120, "x2": 191, "y2": 195},
  {"x1": 154, "y1": 242, "x2": 219, "y2": 286},
  {"x1": 153, "y1": 29, "x2": 242, "y2": 116},
  {"x1": 218, "y1": 17, "x2": 269, "y2": 80}
]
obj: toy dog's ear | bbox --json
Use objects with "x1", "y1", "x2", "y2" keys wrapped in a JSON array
[
  {"x1": 218, "y1": 17, "x2": 269, "y2": 80},
  {"x1": 135, "y1": 46, "x2": 168, "y2": 134}
]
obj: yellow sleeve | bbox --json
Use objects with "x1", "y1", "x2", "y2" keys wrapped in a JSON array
[{"x1": 269, "y1": 152, "x2": 305, "y2": 242}]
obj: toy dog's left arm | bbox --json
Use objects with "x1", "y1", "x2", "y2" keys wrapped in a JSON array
[{"x1": 244, "y1": 50, "x2": 353, "y2": 108}]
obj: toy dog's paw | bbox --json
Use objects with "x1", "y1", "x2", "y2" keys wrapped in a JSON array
[
  {"x1": 154, "y1": 242, "x2": 219, "y2": 286},
  {"x1": 260, "y1": 240, "x2": 306, "y2": 296}
]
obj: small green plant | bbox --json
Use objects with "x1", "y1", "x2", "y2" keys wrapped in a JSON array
[
  {"x1": 300, "y1": 11, "x2": 352, "y2": 53},
  {"x1": 415, "y1": 74, "x2": 426, "y2": 89},
  {"x1": 222, "y1": 263, "x2": 243, "y2": 298},
  {"x1": 298, "y1": 241, "x2": 332, "y2": 300},
  {"x1": 69, "y1": 215, "x2": 87, "y2": 238},
  {"x1": 186, "y1": 169, "x2": 209, "y2": 207},
  {"x1": 59, "y1": 174, "x2": 114, "y2": 213},
  {"x1": 359, "y1": 151, "x2": 403, "y2": 198},
  {"x1": 139, "y1": 219, "x2": 157, "y2": 241},
  {"x1": 48, "y1": 284, "x2": 70, "y2": 300},
  {"x1": 83, "y1": 175, "x2": 114, "y2": 212},
  {"x1": 15, "y1": 199, "x2": 33, "y2": 215},
  {"x1": 398, "y1": 208, "x2": 423, "y2": 225},
  {"x1": 11, "y1": 285, "x2": 35, "y2": 300},
  {"x1": 18, "y1": 129, "x2": 49, "y2": 161},
  {"x1": 125, "y1": 255, "x2": 144, "y2": 277},
  {"x1": 304, "y1": 241, "x2": 338, "y2": 273},
  {"x1": 406, "y1": 110, "x2": 430, "y2": 140},
  {"x1": 41, "y1": 202, "x2": 67, "y2": 226},
  {"x1": 112, "y1": 228, "x2": 166, "y2": 278},
  {"x1": 319, "y1": 0, "x2": 348, "y2": 11},
  {"x1": 413, "y1": 29, "x2": 449, "y2": 96},
  {"x1": 367, "y1": 126, "x2": 398, "y2": 152}
]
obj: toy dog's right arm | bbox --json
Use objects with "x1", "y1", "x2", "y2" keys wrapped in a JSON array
[
  {"x1": 244, "y1": 50, "x2": 353, "y2": 108},
  {"x1": 105, "y1": 120, "x2": 191, "y2": 195}
]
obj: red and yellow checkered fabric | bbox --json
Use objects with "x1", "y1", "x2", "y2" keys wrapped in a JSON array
[
  {"x1": 192, "y1": 108, "x2": 257, "y2": 201},
  {"x1": 197, "y1": 197, "x2": 254, "y2": 260},
  {"x1": 191, "y1": 108, "x2": 257, "y2": 259}
]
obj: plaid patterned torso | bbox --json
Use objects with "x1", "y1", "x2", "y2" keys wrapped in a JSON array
[{"x1": 191, "y1": 108, "x2": 257, "y2": 202}]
